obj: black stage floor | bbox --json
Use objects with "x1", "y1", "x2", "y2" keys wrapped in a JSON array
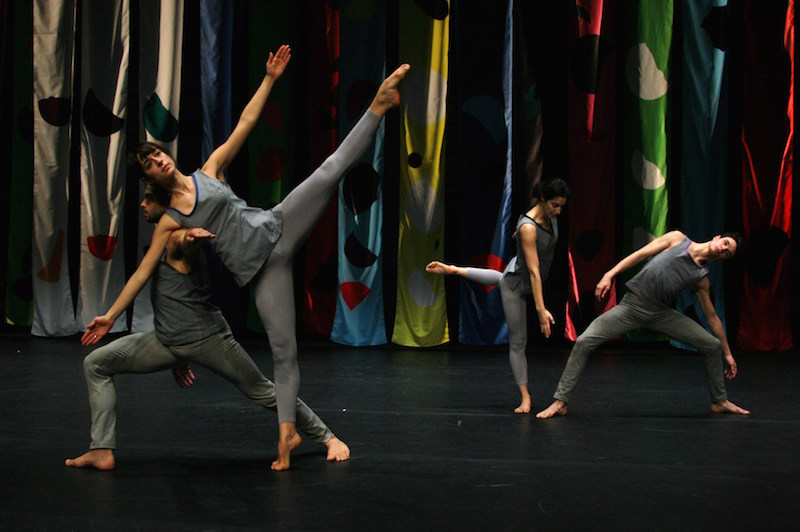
[{"x1": 1, "y1": 334, "x2": 798, "y2": 531}]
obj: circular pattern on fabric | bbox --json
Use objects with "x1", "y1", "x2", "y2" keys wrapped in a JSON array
[{"x1": 625, "y1": 43, "x2": 668, "y2": 101}]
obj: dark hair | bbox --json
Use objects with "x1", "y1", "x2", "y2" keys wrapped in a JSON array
[
  {"x1": 127, "y1": 141, "x2": 174, "y2": 181},
  {"x1": 144, "y1": 183, "x2": 171, "y2": 207},
  {"x1": 531, "y1": 178, "x2": 571, "y2": 202}
]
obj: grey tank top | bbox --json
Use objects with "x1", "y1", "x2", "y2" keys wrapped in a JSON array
[
  {"x1": 502, "y1": 215, "x2": 559, "y2": 295},
  {"x1": 152, "y1": 250, "x2": 227, "y2": 346},
  {"x1": 625, "y1": 237, "x2": 708, "y2": 308},
  {"x1": 166, "y1": 170, "x2": 283, "y2": 286}
]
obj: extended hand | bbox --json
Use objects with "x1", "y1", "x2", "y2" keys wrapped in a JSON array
[
  {"x1": 185, "y1": 227, "x2": 215, "y2": 243},
  {"x1": 266, "y1": 44, "x2": 291, "y2": 80},
  {"x1": 595, "y1": 274, "x2": 613, "y2": 300},
  {"x1": 81, "y1": 316, "x2": 114, "y2": 346}
]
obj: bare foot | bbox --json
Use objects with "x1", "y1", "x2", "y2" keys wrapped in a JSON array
[
  {"x1": 536, "y1": 400, "x2": 568, "y2": 419},
  {"x1": 711, "y1": 399, "x2": 750, "y2": 415},
  {"x1": 325, "y1": 436, "x2": 351, "y2": 462},
  {"x1": 369, "y1": 64, "x2": 410, "y2": 116},
  {"x1": 65, "y1": 449, "x2": 116, "y2": 471},
  {"x1": 425, "y1": 261, "x2": 458, "y2": 276},
  {"x1": 271, "y1": 431, "x2": 302, "y2": 471},
  {"x1": 514, "y1": 395, "x2": 531, "y2": 414}
]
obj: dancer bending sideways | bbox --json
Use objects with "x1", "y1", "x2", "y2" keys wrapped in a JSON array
[
  {"x1": 82, "y1": 43, "x2": 410, "y2": 469},
  {"x1": 536, "y1": 230, "x2": 750, "y2": 419},
  {"x1": 67, "y1": 184, "x2": 349, "y2": 471},
  {"x1": 427, "y1": 178, "x2": 570, "y2": 414}
]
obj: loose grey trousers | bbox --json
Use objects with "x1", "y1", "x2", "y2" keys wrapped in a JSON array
[
  {"x1": 252, "y1": 109, "x2": 381, "y2": 423},
  {"x1": 553, "y1": 293, "x2": 728, "y2": 404},
  {"x1": 83, "y1": 328, "x2": 332, "y2": 450}
]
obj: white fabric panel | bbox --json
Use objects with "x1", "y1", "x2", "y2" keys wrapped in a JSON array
[
  {"x1": 31, "y1": 0, "x2": 79, "y2": 336},
  {"x1": 76, "y1": 0, "x2": 130, "y2": 332},
  {"x1": 131, "y1": 0, "x2": 184, "y2": 332}
]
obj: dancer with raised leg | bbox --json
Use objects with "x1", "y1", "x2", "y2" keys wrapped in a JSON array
[
  {"x1": 427, "y1": 178, "x2": 570, "y2": 413},
  {"x1": 82, "y1": 43, "x2": 410, "y2": 469},
  {"x1": 67, "y1": 184, "x2": 349, "y2": 471}
]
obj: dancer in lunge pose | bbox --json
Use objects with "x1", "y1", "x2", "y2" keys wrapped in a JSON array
[
  {"x1": 536, "y1": 230, "x2": 750, "y2": 419},
  {"x1": 67, "y1": 184, "x2": 349, "y2": 471},
  {"x1": 82, "y1": 43, "x2": 410, "y2": 469},
  {"x1": 426, "y1": 178, "x2": 570, "y2": 414}
]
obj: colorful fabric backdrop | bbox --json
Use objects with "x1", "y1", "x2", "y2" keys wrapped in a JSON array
[{"x1": 1, "y1": 1, "x2": 794, "y2": 352}]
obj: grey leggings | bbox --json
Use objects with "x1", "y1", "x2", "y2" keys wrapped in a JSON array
[
  {"x1": 252, "y1": 109, "x2": 381, "y2": 423},
  {"x1": 553, "y1": 293, "x2": 728, "y2": 404},
  {"x1": 463, "y1": 265, "x2": 530, "y2": 386},
  {"x1": 83, "y1": 328, "x2": 332, "y2": 450}
]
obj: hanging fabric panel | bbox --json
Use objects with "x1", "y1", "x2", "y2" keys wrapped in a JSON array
[
  {"x1": 330, "y1": 0, "x2": 388, "y2": 346},
  {"x1": 672, "y1": 0, "x2": 730, "y2": 350},
  {"x1": 31, "y1": 0, "x2": 77, "y2": 336},
  {"x1": 300, "y1": 1, "x2": 340, "y2": 337},
  {"x1": 565, "y1": 0, "x2": 617, "y2": 338},
  {"x1": 392, "y1": 0, "x2": 450, "y2": 347},
  {"x1": 8, "y1": 2, "x2": 34, "y2": 327},
  {"x1": 620, "y1": 0, "x2": 673, "y2": 341},
  {"x1": 132, "y1": 0, "x2": 183, "y2": 332},
  {"x1": 449, "y1": 1, "x2": 511, "y2": 345},
  {"x1": 245, "y1": 2, "x2": 299, "y2": 333},
  {"x1": 737, "y1": 0, "x2": 793, "y2": 351},
  {"x1": 76, "y1": 0, "x2": 130, "y2": 332}
]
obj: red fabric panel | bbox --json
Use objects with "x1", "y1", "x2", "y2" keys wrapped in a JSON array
[
  {"x1": 566, "y1": 0, "x2": 617, "y2": 338},
  {"x1": 737, "y1": 0, "x2": 793, "y2": 351},
  {"x1": 301, "y1": 2, "x2": 340, "y2": 336}
]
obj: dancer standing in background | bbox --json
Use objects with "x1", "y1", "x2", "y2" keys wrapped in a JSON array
[{"x1": 427, "y1": 178, "x2": 570, "y2": 414}]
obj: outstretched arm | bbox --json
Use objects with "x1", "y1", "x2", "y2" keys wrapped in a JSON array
[
  {"x1": 201, "y1": 44, "x2": 292, "y2": 181},
  {"x1": 595, "y1": 230, "x2": 686, "y2": 299},
  {"x1": 81, "y1": 216, "x2": 180, "y2": 345},
  {"x1": 694, "y1": 278, "x2": 738, "y2": 379}
]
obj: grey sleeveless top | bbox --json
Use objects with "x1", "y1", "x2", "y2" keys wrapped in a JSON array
[
  {"x1": 152, "y1": 250, "x2": 227, "y2": 346},
  {"x1": 502, "y1": 215, "x2": 559, "y2": 295},
  {"x1": 166, "y1": 170, "x2": 283, "y2": 287},
  {"x1": 625, "y1": 237, "x2": 708, "y2": 308}
]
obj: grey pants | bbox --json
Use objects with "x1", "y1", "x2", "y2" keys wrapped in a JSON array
[
  {"x1": 553, "y1": 293, "x2": 728, "y2": 404},
  {"x1": 252, "y1": 109, "x2": 381, "y2": 423},
  {"x1": 464, "y1": 265, "x2": 529, "y2": 386},
  {"x1": 83, "y1": 327, "x2": 332, "y2": 450}
]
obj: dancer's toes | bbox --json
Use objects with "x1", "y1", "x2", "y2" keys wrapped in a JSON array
[
  {"x1": 271, "y1": 432, "x2": 302, "y2": 471},
  {"x1": 514, "y1": 397, "x2": 532, "y2": 414},
  {"x1": 65, "y1": 449, "x2": 116, "y2": 471},
  {"x1": 711, "y1": 400, "x2": 750, "y2": 415},
  {"x1": 325, "y1": 436, "x2": 351, "y2": 462},
  {"x1": 536, "y1": 401, "x2": 568, "y2": 419}
]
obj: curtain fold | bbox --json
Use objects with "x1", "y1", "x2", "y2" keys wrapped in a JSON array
[
  {"x1": 392, "y1": 0, "x2": 450, "y2": 347},
  {"x1": 620, "y1": 0, "x2": 673, "y2": 341},
  {"x1": 672, "y1": 0, "x2": 730, "y2": 350},
  {"x1": 300, "y1": 1, "x2": 340, "y2": 337},
  {"x1": 32, "y1": 0, "x2": 77, "y2": 336},
  {"x1": 131, "y1": 0, "x2": 184, "y2": 332},
  {"x1": 736, "y1": 0, "x2": 793, "y2": 351},
  {"x1": 566, "y1": 0, "x2": 617, "y2": 338},
  {"x1": 330, "y1": 0, "x2": 388, "y2": 346},
  {"x1": 449, "y1": 1, "x2": 511, "y2": 345}
]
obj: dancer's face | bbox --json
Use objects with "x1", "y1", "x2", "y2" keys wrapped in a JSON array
[
  {"x1": 138, "y1": 148, "x2": 175, "y2": 185},
  {"x1": 709, "y1": 235, "x2": 737, "y2": 259},
  {"x1": 541, "y1": 196, "x2": 567, "y2": 218},
  {"x1": 140, "y1": 186, "x2": 167, "y2": 223}
]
